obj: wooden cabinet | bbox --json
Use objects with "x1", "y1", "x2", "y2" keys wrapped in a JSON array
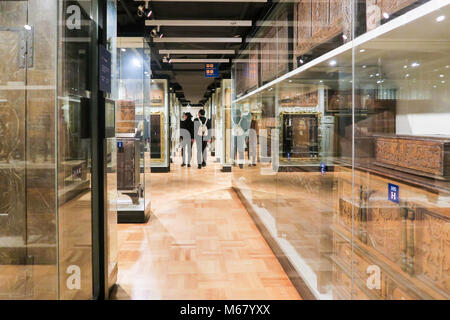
[{"x1": 332, "y1": 165, "x2": 450, "y2": 299}]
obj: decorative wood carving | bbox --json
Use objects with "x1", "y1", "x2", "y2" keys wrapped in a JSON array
[
  {"x1": 294, "y1": 0, "x2": 351, "y2": 58},
  {"x1": 333, "y1": 165, "x2": 450, "y2": 299},
  {"x1": 279, "y1": 87, "x2": 319, "y2": 107},
  {"x1": 116, "y1": 100, "x2": 135, "y2": 134},
  {"x1": 374, "y1": 135, "x2": 450, "y2": 180}
]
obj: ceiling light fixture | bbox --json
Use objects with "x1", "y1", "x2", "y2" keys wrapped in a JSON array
[
  {"x1": 436, "y1": 15, "x2": 446, "y2": 22},
  {"x1": 329, "y1": 60, "x2": 337, "y2": 66},
  {"x1": 137, "y1": 4, "x2": 153, "y2": 19},
  {"x1": 383, "y1": 12, "x2": 390, "y2": 19},
  {"x1": 24, "y1": 24, "x2": 32, "y2": 30}
]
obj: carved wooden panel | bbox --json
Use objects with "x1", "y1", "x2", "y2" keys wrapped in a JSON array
[
  {"x1": 415, "y1": 208, "x2": 450, "y2": 294},
  {"x1": 277, "y1": 12, "x2": 289, "y2": 75},
  {"x1": 366, "y1": 204, "x2": 404, "y2": 264},
  {"x1": 312, "y1": 0, "x2": 328, "y2": 36},
  {"x1": 279, "y1": 87, "x2": 319, "y2": 107},
  {"x1": 116, "y1": 100, "x2": 135, "y2": 134},
  {"x1": 296, "y1": 0, "x2": 312, "y2": 42},
  {"x1": 295, "y1": 0, "x2": 351, "y2": 57},
  {"x1": 375, "y1": 135, "x2": 450, "y2": 180}
]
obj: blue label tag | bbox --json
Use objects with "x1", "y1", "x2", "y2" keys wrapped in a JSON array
[
  {"x1": 117, "y1": 141, "x2": 123, "y2": 149},
  {"x1": 320, "y1": 162, "x2": 327, "y2": 174},
  {"x1": 388, "y1": 183, "x2": 399, "y2": 203}
]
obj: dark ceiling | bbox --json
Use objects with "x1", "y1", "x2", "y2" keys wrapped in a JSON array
[{"x1": 117, "y1": 0, "x2": 272, "y2": 105}]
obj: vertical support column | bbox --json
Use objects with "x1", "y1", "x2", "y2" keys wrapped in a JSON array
[{"x1": 91, "y1": 0, "x2": 107, "y2": 300}]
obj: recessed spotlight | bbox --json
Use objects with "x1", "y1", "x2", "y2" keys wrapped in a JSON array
[
  {"x1": 370, "y1": 74, "x2": 374, "y2": 78},
  {"x1": 24, "y1": 24, "x2": 31, "y2": 30},
  {"x1": 403, "y1": 65, "x2": 408, "y2": 69},
  {"x1": 362, "y1": 65, "x2": 367, "y2": 69},
  {"x1": 288, "y1": 80, "x2": 293, "y2": 83},
  {"x1": 446, "y1": 65, "x2": 450, "y2": 69},
  {"x1": 436, "y1": 15, "x2": 446, "y2": 22},
  {"x1": 359, "y1": 49, "x2": 366, "y2": 53},
  {"x1": 329, "y1": 60, "x2": 337, "y2": 66},
  {"x1": 376, "y1": 73, "x2": 380, "y2": 76},
  {"x1": 299, "y1": 59, "x2": 304, "y2": 64},
  {"x1": 440, "y1": 74, "x2": 445, "y2": 78},
  {"x1": 433, "y1": 85, "x2": 437, "y2": 88},
  {"x1": 121, "y1": 48, "x2": 126, "y2": 52},
  {"x1": 411, "y1": 62, "x2": 420, "y2": 67},
  {"x1": 383, "y1": 12, "x2": 390, "y2": 19},
  {"x1": 342, "y1": 34, "x2": 348, "y2": 40},
  {"x1": 442, "y1": 80, "x2": 446, "y2": 84},
  {"x1": 405, "y1": 74, "x2": 410, "y2": 78},
  {"x1": 319, "y1": 80, "x2": 323, "y2": 83}
]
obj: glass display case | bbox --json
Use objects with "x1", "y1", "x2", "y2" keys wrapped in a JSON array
[
  {"x1": 150, "y1": 79, "x2": 170, "y2": 172},
  {"x1": 232, "y1": 0, "x2": 449, "y2": 300},
  {"x1": 0, "y1": 0, "x2": 104, "y2": 299},
  {"x1": 116, "y1": 37, "x2": 151, "y2": 223},
  {"x1": 221, "y1": 79, "x2": 233, "y2": 171},
  {"x1": 169, "y1": 92, "x2": 181, "y2": 165}
]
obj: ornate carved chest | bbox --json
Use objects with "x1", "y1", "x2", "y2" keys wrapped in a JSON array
[
  {"x1": 333, "y1": 165, "x2": 450, "y2": 299},
  {"x1": 374, "y1": 135, "x2": 450, "y2": 180}
]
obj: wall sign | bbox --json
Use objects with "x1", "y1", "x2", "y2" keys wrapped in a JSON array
[
  {"x1": 388, "y1": 183, "x2": 399, "y2": 203},
  {"x1": 99, "y1": 45, "x2": 111, "y2": 93},
  {"x1": 205, "y1": 63, "x2": 219, "y2": 78}
]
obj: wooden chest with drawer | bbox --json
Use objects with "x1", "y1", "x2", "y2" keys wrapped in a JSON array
[{"x1": 332, "y1": 165, "x2": 450, "y2": 299}]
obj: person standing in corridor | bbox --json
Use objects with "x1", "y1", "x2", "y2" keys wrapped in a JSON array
[
  {"x1": 193, "y1": 109, "x2": 211, "y2": 169},
  {"x1": 180, "y1": 112, "x2": 194, "y2": 167}
]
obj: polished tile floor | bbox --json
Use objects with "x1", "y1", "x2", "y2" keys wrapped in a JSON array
[{"x1": 113, "y1": 154, "x2": 301, "y2": 300}]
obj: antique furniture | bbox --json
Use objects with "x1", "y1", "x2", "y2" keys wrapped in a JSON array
[
  {"x1": 374, "y1": 134, "x2": 450, "y2": 180},
  {"x1": 116, "y1": 134, "x2": 140, "y2": 191},
  {"x1": 332, "y1": 164, "x2": 450, "y2": 300}
]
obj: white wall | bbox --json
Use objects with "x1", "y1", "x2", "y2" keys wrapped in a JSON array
[{"x1": 395, "y1": 83, "x2": 450, "y2": 136}]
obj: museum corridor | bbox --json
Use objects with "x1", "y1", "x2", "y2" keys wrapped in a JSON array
[{"x1": 113, "y1": 156, "x2": 300, "y2": 300}]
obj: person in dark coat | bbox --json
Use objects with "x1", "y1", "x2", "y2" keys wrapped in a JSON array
[
  {"x1": 193, "y1": 109, "x2": 212, "y2": 169},
  {"x1": 180, "y1": 112, "x2": 194, "y2": 167}
]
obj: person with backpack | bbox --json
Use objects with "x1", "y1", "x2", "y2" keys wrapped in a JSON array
[
  {"x1": 193, "y1": 109, "x2": 211, "y2": 169},
  {"x1": 180, "y1": 112, "x2": 194, "y2": 167}
]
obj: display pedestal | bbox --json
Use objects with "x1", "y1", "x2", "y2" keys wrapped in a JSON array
[
  {"x1": 221, "y1": 165, "x2": 232, "y2": 172},
  {"x1": 118, "y1": 209, "x2": 149, "y2": 223},
  {"x1": 151, "y1": 165, "x2": 170, "y2": 173}
]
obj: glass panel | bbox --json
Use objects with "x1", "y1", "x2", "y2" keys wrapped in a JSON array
[
  {"x1": 57, "y1": 0, "x2": 96, "y2": 299},
  {"x1": 116, "y1": 38, "x2": 151, "y2": 222},
  {"x1": 231, "y1": 0, "x2": 449, "y2": 300},
  {"x1": 352, "y1": 0, "x2": 450, "y2": 300},
  {"x1": 0, "y1": 0, "x2": 58, "y2": 300}
]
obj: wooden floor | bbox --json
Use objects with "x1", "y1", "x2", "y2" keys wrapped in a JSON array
[{"x1": 113, "y1": 155, "x2": 301, "y2": 300}]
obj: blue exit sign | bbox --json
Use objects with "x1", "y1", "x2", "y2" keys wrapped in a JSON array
[
  {"x1": 388, "y1": 183, "x2": 399, "y2": 203},
  {"x1": 205, "y1": 63, "x2": 219, "y2": 78}
]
